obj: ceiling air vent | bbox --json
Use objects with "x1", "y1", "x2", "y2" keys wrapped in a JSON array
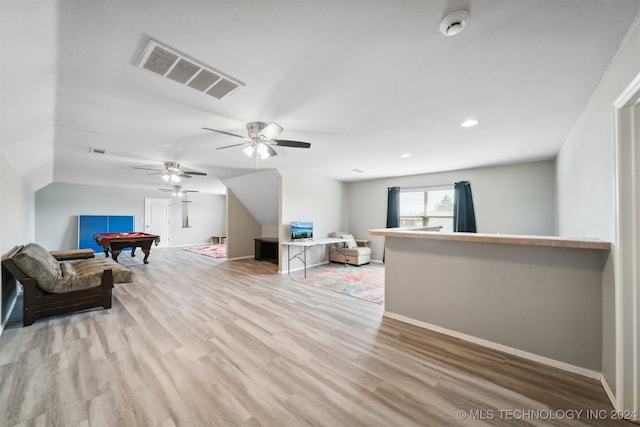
[{"x1": 136, "y1": 39, "x2": 244, "y2": 100}]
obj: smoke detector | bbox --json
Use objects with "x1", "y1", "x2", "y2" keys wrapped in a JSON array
[{"x1": 440, "y1": 10, "x2": 470, "y2": 36}]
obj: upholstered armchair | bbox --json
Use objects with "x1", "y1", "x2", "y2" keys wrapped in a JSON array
[{"x1": 328, "y1": 232, "x2": 371, "y2": 266}]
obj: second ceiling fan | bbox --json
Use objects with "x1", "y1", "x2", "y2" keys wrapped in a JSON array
[
  {"x1": 133, "y1": 161, "x2": 207, "y2": 183},
  {"x1": 203, "y1": 122, "x2": 311, "y2": 167}
]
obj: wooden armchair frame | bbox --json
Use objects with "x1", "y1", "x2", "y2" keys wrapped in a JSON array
[{"x1": 1, "y1": 246, "x2": 113, "y2": 326}]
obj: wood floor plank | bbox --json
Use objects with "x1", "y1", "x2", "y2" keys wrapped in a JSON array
[{"x1": 0, "y1": 248, "x2": 633, "y2": 426}]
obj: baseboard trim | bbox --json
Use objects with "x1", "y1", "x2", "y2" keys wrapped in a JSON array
[
  {"x1": 383, "y1": 311, "x2": 601, "y2": 381},
  {"x1": 600, "y1": 375, "x2": 619, "y2": 410},
  {"x1": 227, "y1": 255, "x2": 254, "y2": 261}
]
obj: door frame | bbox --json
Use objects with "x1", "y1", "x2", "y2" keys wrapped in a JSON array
[{"x1": 613, "y1": 72, "x2": 639, "y2": 417}]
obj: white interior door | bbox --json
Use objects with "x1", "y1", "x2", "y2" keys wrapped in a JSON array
[{"x1": 145, "y1": 198, "x2": 171, "y2": 248}]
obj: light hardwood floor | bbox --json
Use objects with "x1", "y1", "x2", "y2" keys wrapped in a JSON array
[{"x1": 0, "y1": 248, "x2": 633, "y2": 426}]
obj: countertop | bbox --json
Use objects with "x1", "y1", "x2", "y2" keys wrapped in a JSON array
[{"x1": 368, "y1": 228, "x2": 610, "y2": 250}]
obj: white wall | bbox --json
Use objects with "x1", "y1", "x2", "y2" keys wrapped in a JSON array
[
  {"x1": 556, "y1": 17, "x2": 640, "y2": 404},
  {"x1": 1, "y1": 151, "x2": 36, "y2": 253},
  {"x1": 557, "y1": 20, "x2": 640, "y2": 242},
  {"x1": 35, "y1": 183, "x2": 225, "y2": 250},
  {"x1": 223, "y1": 169, "x2": 280, "y2": 227},
  {"x1": 1, "y1": 150, "x2": 36, "y2": 329},
  {"x1": 280, "y1": 172, "x2": 349, "y2": 272},
  {"x1": 348, "y1": 160, "x2": 556, "y2": 261}
]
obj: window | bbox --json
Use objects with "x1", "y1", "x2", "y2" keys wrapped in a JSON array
[{"x1": 399, "y1": 187, "x2": 454, "y2": 232}]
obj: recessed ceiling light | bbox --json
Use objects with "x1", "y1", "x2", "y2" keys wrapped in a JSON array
[
  {"x1": 460, "y1": 119, "x2": 479, "y2": 128},
  {"x1": 400, "y1": 153, "x2": 411, "y2": 158}
]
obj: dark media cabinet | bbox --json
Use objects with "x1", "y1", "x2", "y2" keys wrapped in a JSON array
[{"x1": 255, "y1": 238, "x2": 279, "y2": 264}]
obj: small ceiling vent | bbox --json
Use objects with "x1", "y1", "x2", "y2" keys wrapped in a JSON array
[{"x1": 136, "y1": 39, "x2": 244, "y2": 100}]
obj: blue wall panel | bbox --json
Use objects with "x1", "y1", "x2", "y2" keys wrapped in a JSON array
[
  {"x1": 108, "y1": 216, "x2": 135, "y2": 233},
  {"x1": 78, "y1": 215, "x2": 134, "y2": 250}
]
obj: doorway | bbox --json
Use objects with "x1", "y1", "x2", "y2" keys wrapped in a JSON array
[
  {"x1": 614, "y1": 73, "x2": 639, "y2": 418},
  {"x1": 144, "y1": 198, "x2": 171, "y2": 248}
]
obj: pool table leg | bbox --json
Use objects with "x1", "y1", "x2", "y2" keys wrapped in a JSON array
[
  {"x1": 142, "y1": 248, "x2": 150, "y2": 264},
  {"x1": 130, "y1": 247, "x2": 137, "y2": 258},
  {"x1": 111, "y1": 249, "x2": 121, "y2": 263}
]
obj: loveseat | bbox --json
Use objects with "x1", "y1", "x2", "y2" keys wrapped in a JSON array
[
  {"x1": 1, "y1": 243, "x2": 133, "y2": 326},
  {"x1": 328, "y1": 232, "x2": 372, "y2": 266}
]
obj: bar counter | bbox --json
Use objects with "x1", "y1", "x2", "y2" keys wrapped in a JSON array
[{"x1": 369, "y1": 228, "x2": 610, "y2": 374}]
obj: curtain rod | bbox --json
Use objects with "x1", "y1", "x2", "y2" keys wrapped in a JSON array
[{"x1": 399, "y1": 184, "x2": 454, "y2": 191}]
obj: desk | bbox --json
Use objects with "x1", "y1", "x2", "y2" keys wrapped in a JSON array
[
  {"x1": 94, "y1": 232, "x2": 160, "y2": 264},
  {"x1": 282, "y1": 238, "x2": 348, "y2": 277}
]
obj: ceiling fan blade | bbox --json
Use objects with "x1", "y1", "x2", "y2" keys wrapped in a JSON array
[
  {"x1": 260, "y1": 123, "x2": 283, "y2": 139},
  {"x1": 202, "y1": 127, "x2": 247, "y2": 139},
  {"x1": 216, "y1": 142, "x2": 249, "y2": 150},
  {"x1": 181, "y1": 170, "x2": 207, "y2": 176},
  {"x1": 158, "y1": 188, "x2": 173, "y2": 192},
  {"x1": 179, "y1": 173, "x2": 192, "y2": 179},
  {"x1": 133, "y1": 166, "x2": 164, "y2": 172},
  {"x1": 273, "y1": 139, "x2": 311, "y2": 149},
  {"x1": 184, "y1": 190, "x2": 199, "y2": 193}
]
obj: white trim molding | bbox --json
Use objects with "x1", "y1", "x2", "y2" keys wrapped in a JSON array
[{"x1": 613, "y1": 71, "x2": 640, "y2": 418}]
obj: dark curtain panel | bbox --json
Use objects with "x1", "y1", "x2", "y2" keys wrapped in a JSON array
[
  {"x1": 386, "y1": 187, "x2": 400, "y2": 228},
  {"x1": 453, "y1": 181, "x2": 477, "y2": 232}
]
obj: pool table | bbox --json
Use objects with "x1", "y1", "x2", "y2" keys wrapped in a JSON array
[{"x1": 94, "y1": 232, "x2": 160, "y2": 264}]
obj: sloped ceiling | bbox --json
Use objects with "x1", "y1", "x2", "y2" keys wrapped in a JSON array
[
  {"x1": 1, "y1": 1, "x2": 639, "y2": 194},
  {"x1": 223, "y1": 169, "x2": 280, "y2": 227},
  {"x1": 0, "y1": 0, "x2": 57, "y2": 190}
]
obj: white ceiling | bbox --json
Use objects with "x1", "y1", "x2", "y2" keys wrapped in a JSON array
[{"x1": 1, "y1": 0, "x2": 639, "y2": 195}]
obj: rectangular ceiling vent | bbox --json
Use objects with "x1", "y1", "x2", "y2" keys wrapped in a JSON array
[{"x1": 136, "y1": 39, "x2": 244, "y2": 100}]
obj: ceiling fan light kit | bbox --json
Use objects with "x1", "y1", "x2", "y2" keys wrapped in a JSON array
[
  {"x1": 164, "y1": 173, "x2": 181, "y2": 182},
  {"x1": 134, "y1": 161, "x2": 207, "y2": 186},
  {"x1": 159, "y1": 184, "x2": 198, "y2": 197},
  {"x1": 203, "y1": 122, "x2": 311, "y2": 168},
  {"x1": 439, "y1": 10, "x2": 470, "y2": 37}
]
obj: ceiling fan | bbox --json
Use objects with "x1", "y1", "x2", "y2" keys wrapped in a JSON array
[
  {"x1": 158, "y1": 184, "x2": 198, "y2": 197},
  {"x1": 202, "y1": 122, "x2": 311, "y2": 168},
  {"x1": 133, "y1": 161, "x2": 207, "y2": 183}
]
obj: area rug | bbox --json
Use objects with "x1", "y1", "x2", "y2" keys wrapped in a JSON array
[
  {"x1": 297, "y1": 264, "x2": 384, "y2": 304},
  {"x1": 183, "y1": 244, "x2": 226, "y2": 259}
]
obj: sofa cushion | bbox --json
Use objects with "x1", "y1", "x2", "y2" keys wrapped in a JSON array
[
  {"x1": 342, "y1": 247, "x2": 372, "y2": 256},
  {"x1": 73, "y1": 258, "x2": 134, "y2": 284},
  {"x1": 12, "y1": 243, "x2": 133, "y2": 293},
  {"x1": 13, "y1": 243, "x2": 63, "y2": 287}
]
